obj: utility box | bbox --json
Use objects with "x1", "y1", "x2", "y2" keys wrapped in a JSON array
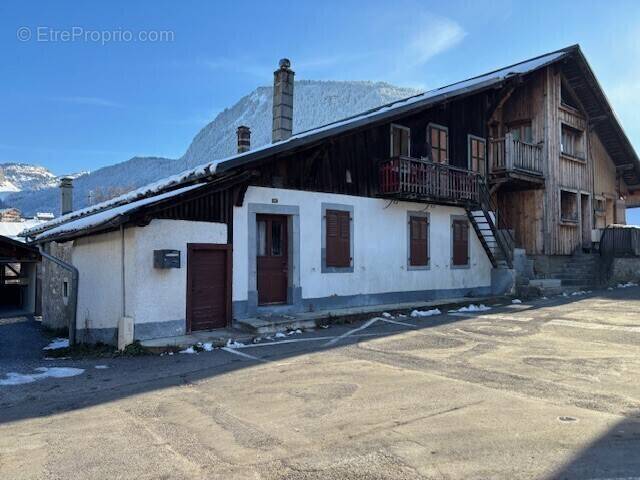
[{"x1": 153, "y1": 250, "x2": 181, "y2": 269}]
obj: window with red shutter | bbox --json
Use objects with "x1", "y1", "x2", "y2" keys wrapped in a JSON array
[
  {"x1": 409, "y1": 216, "x2": 429, "y2": 267},
  {"x1": 452, "y1": 219, "x2": 469, "y2": 267},
  {"x1": 326, "y1": 209, "x2": 351, "y2": 268}
]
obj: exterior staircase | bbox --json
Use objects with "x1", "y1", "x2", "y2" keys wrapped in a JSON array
[{"x1": 466, "y1": 181, "x2": 514, "y2": 269}]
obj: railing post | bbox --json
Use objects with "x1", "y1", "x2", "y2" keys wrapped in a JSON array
[{"x1": 505, "y1": 132, "x2": 514, "y2": 172}]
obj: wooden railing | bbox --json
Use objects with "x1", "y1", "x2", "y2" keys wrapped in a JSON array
[
  {"x1": 379, "y1": 156, "x2": 481, "y2": 205},
  {"x1": 489, "y1": 132, "x2": 543, "y2": 175}
]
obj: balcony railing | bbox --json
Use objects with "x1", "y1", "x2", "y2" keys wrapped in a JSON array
[
  {"x1": 489, "y1": 132, "x2": 543, "y2": 176},
  {"x1": 379, "y1": 156, "x2": 481, "y2": 205}
]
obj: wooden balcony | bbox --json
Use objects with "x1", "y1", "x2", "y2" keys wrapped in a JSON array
[
  {"x1": 379, "y1": 156, "x2": 481, "y2": 206},
  {"x1": 489, "y1": 133, "x2": 544, "y2": 188}
]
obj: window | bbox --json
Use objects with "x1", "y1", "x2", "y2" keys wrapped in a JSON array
[
  {"x1": 325, "y1": 209, "x2": 351, "y2": 268},
  {"x1": 561, "y1": 82, "x2": 580, "y2": 110},
  {"x1": 408, "y1": 215, "x2": 429, "y2": 267},
  {"x1": 560, "y1": 190, "x2": 578, "y2": 223},
  {"x1": 468, "y1": 135, "x2": 486, "y2": 176},
  {"x1": 63, "y1": 280, "x2": 69, "y2": 299},
  {"x1": 507, "y1": 121, "x2": 533, "y2": 143},
  {"x1": 561, "y1": 124, "x2": 584, "y2": 159},
  {"x1": 451, "y1": 218, "x2": 469, "y2": 267},
  {"x1": 428, "y1": 124, "x2": 448, "y2": 163},
  {"x1": 390, "y1": 124, "x2": 410, "y2": 157}
]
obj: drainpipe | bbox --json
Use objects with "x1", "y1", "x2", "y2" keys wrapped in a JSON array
[{"x1": 38, "y1": 246, "x2": 78, "y2": 345}]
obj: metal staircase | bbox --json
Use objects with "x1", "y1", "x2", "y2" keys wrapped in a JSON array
[{"x1": 466, "y1": 180, "x2": 514, "y2": 268}]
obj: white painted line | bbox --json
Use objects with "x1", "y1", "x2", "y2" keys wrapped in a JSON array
[
  {"x1": 220, "y1": 347, "x2": 268, "y2": 362},
  {"x1": 324, "y1": 318, "x2": 379, "y2": 346},
  {"x1": 380, "y1": 318, "x2": 417, "y2": 328},
  {"x1": 548, "y1": 319, "x2": 640, "y2": 333}
]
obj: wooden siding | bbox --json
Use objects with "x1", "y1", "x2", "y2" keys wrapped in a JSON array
[
  {"x1": 591, "y1": 131, "x2": 617, "y2": 197},
  {"x1": 497, "y1": 189, "x2": 544, "y2": 254}
]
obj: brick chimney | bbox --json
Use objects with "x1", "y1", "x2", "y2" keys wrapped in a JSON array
[
  {"x1": 60, "y1": 177, "x2": 73, "y2": 215},
  {"x1": 237, "y1": 125, "x2": 251, "y2": 153},
  {"x1": 272, "y1": 58, "x2": 294, "y2": 143}
]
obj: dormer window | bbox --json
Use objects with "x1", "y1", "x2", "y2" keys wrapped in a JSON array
[{"x1": 390, "y1": 124, "x2": 411, "y2": 157}]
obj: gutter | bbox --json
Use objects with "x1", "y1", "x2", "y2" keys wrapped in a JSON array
[{"x1": 38, "y1": 246, "x2": 78, "y2": 345}]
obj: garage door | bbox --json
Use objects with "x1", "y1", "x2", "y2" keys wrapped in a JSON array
[{"x1": 186, "y1": 244, "x2": 231, "y2": 332}]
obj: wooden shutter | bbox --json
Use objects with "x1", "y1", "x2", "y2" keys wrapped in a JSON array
[
  {"x1": 409, "y1": 216, "x2": 429, "y2": 266},
  {"x1": 429, "y1": 125, "x2": 448, "y2": 164},
  {"x1": 452, "y1": 219, "x2": 469, "y2": 266},
  {"x1": 326, "y1": 209, "x2": 351, "y2": 267}
]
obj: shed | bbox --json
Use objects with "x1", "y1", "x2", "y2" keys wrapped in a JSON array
[{"x1": 0, "y1": 235, "x2": 40, "y2": 317}]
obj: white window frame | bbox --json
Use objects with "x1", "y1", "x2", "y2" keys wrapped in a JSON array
[
  {"x1": 427, "y1": 123, "x2": 449, "y2": 164},
  {"x1": 390, "y1": 124, "x2": 411, "y2": 157}
]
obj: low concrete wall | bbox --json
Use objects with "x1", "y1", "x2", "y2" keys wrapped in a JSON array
[{"x1": 607, "y1": 257, "x2": 640, "y2": 285}]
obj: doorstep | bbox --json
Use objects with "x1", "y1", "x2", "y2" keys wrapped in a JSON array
[{"x1": 235, "y1": 295, "x2": 506, "y2": 334}]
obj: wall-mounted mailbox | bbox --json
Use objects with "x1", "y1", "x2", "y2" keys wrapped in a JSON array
[{"x1": 153, "y1": 250, "x2": 181, "y2": 269}]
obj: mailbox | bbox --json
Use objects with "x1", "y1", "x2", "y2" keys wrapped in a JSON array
[{"x1": 153, "y1": 250, "x2": 181, "y2": 269}]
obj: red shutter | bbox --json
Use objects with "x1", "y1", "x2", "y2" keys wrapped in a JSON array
[
  {"x1": 452, "y1": 220, "x2": 469, "y2": 266},
  {"x1": 326, "y1": 210, "x2": 350, "y2": 267},
  {"x1": 409, "y1": 216, "x2": 429, "y2": 266}
]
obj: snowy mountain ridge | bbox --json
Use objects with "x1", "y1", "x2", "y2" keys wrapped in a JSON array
[
  {"x1": 0, "y1": 163, "x2": 88, "y2": 203},
  {"x1": 4, "y1": 80, "x2": 419, "y2": 216}
]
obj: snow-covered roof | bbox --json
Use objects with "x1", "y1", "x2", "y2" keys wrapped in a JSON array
[
  {"x1": 25, "y1": 46, "x2": 574, "y2": 241},
  {"x1": 34, "y1": 183, "x2": 206, "y2": 242},
  {"x1": 0, "y1": 218, "x2": 48, "y2": 242}
]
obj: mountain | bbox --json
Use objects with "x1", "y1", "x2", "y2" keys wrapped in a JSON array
[
  {"x1": 0, "y1": 163, "x2": 87, "y2": 204},
  {"x1": 4, "y1": 80, "x2": 419, "y2": 216}
]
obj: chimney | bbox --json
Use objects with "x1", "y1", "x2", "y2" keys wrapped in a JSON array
[
  {"x1": 237, "y1": 125, "x2": 251, "y2": 153},
  {"x1": 60, "y1": 177, "x2": 73, "y2": 215},
  {"x1": 272, "y1": 58, "x2": 294, "y2": 143}
]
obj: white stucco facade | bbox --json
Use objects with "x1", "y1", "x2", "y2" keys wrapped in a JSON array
[
  {"x1": 232, "y1": 186, "x2": 493, "y2": 316},
  {"x1": 71, "y1": 219, "x2": 227, "y2": 343}
]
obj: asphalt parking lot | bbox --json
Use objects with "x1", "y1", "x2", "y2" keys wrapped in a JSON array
[{"x1": 1, "y1": 287, "x2": 639, "y2": 479}]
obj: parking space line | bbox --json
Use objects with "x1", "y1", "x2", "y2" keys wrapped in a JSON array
[
  {"x1": 220, "y1": 347, "x2": 268, "y2": 362},
  {"x1": 324, "y1": 318, "x2": 379, "y2": 346}
]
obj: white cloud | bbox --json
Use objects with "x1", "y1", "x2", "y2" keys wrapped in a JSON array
[{"x1": 406, "y1": 15, "x2": 466, "y2": 68}]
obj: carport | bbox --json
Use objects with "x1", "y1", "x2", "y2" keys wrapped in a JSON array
[{"x1": 0, "y1": 235, "x2": 40, "y2": 318}]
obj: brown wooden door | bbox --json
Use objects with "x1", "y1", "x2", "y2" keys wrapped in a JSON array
[
  {"x1": 257, "y1": 214, "x2": 288, "y2": 305},
  {"x1": 186, "y1": 244, "x2": 231, "y2": 332}
]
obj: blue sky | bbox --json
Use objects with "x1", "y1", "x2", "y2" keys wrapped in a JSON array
[{"x1": 1, "y1": 0, "x2": 639, "y2": 222}]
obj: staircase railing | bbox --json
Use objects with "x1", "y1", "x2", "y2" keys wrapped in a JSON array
[{"x1": 476, "y1": 179, "x2": 515, "y2": 267}]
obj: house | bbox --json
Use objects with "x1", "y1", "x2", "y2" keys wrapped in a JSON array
[
  {"x1": 22, "y1": 45, "x2": 640, "y2": 345},
  {"x1": 0, "y1": 211, "x2": 56, "y2": 241}
]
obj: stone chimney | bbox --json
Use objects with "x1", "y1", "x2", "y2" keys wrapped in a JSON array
[
  {"x1": 272, "y1": 58, "x2": 294, "y2": 143},
  {"x1": 237, "y1": 125, "x2": 251, "y2": 153},
  {"x1": 60, "y1": 177, "x2": 73, "y2": 215}
]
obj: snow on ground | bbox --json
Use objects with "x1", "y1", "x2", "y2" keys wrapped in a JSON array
[
  {"x1": 274, "y1": 332, "x2": 287, "y2": 338},
  {"x1": 43, "y1": 338, "x2": 69, "y2": 350},
  {"x1": 618, "y1": 282, "x2": 638, "y2": 288},
  {"x1": 0, "y1": 367, "x2": 84, "y2": 386},
  {"x1": 410, "y1": 308, "x2": 442, "y2": 318},
  {"x1": 512, "y1": 299, "x2": 522, "y2": 304},
  {"x1": 571, "y1": 291, "x2": 587, "y2": 296},
  {"x1": 201, "y1": 342, "x2": 214, "y2": 352},
  {"x1": 179, "y1": 346, "x2": 196, "y2": 354},
  {"x1": 225, "y1": 339, "x2": 245, "y2": 349},
  {"x1": 449, "y1": 304, "x2": 491, "y2": 313},
  {"x1": 94, "y1": 365, "x2": 109, "y2": 369}
]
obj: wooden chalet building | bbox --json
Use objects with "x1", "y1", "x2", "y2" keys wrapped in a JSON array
[{"x1": 23, "y1": 46, "x2": 640, "y2": 345}]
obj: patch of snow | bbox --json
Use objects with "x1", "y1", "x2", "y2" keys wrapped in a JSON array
[
  {"x1": 274, "y1": 332, "x2": 287, "y2": 338},
  {"x1": 94, "y1": 365, "x2": 109, "y2": 369},
  {"x1": 571, "y1": 291, "x2": 587, "y2": 296},
  {"x1": 225, "y1": 339, "x2": 245, "y2": 349},
  {"x1": 617, "y1": 282, "x2": 638, "y2": 288},
  {"x1": 541, "y1": 296, "x2": 548, "y2": 300},
  {"x1": 43, "y1": 338, "x2": 69, "y2": 350},
  {"x1": 287, "y1": 329, "x2": 302, "y2": 336},
  {"x1": 201, "y1": 342, "x2": 214, "y2": 352},
  {"x1": 0, "y1": 367, "x2": 84, "y2": 386},
  {"x1": 410, "y1": 308, "x2": 442, "y2": 318},
  {"x1": 450, "y1": 304, "x2": 491, "y2": 313},
  {"x1": 179, "y1": 346, "x2": 196, "y2": 354},
  {"x1": 382, "y1": 312, "x2": 392, "y2": 318},
  {"x1": 511, "y1": 299, "x2": 522, "y2": 304}
]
